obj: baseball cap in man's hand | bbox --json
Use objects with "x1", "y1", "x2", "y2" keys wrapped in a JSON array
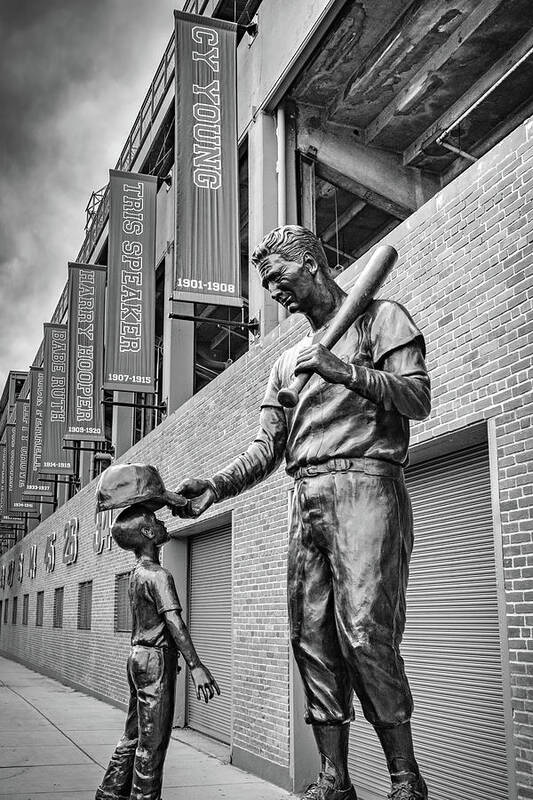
[{"x1": 95, "y1": 463, "x2": 188, "y2": 514}]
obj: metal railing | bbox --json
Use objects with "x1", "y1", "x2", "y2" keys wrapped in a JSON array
[{"x1": 76, "y1": 33, "x2": 176, "y2": 265}]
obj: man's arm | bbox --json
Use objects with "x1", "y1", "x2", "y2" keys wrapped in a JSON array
[
  {"x1": 176, "y1": 405, "x2": 287, "y2": 516},
  {"x1": 294, "y1": 340, "x2": 430, "y2": 420},
  {"x1": 163, "y1": 609, "x2": 220, "y2": 703},
  {"x1": 345, "y1": 341, "x2": 431, "y2": 420}
]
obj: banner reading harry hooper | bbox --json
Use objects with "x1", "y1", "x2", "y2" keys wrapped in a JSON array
[
  {"x1": 104, "y1": 170, "x2": 156, "y2": 393},
  {"x1": 174, "y1": 11, "x2": 241, "y2": 306},
  {"x1": 40, "y1": 324, "x2": 74, "y2": 476},
  {"x1": 25, "y1": 367, "x2": 53, "y2": 498},
  {"x1": 66, "y1": 263, "x2": 106, "y2": 440}
]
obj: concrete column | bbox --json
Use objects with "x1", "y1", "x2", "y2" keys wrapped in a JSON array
[
  {"x1": 163, "y1": 248, "x2": 194, "y2": 415},
  {"x1": 162, "y1": 536, "x2": 189, "y2": 727},
  {"x1": 287, "y1": 484, "x2": 317, "y2": 790},
  {"x1": 290, "y1": 655, "x2": 317, "y2": 792},
  {"x1": 248, "y1": 111, "x2": 280, "y2": 336},
  {"x1": 112, "y1": 393, "x2": 134, "y2": 459},
  {"x1": 78, "y1": 448, "x2": 92, "y2": 489}
]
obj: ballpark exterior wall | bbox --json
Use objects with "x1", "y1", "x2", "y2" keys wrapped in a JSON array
[{"x1": 1, "y1": 120, "x2": 532, "y2": 796}]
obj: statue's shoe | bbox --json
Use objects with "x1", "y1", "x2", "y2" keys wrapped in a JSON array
[
  {"x1": 301, "y1": 773, "x2": 357, "y2": 799},
  {"x1": 387, "y1": 774, "x2": 428, "y2": 799}
]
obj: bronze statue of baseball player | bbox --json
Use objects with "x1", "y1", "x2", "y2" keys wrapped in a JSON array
[{"x1": 175, "y1": 225, "x2": 431, "y2": 800}]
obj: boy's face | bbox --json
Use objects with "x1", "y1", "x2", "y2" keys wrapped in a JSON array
[
  {"x1": 152, "y1": 518, "x2": 170, "y2": 546},
  {"x1": 139, "y1": 516, "x2": 169, "y2": 547}
]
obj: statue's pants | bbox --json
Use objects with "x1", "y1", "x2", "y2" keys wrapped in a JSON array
[
  {"x1": 95, "y1": 644, "x2": 178, "y2": 800},
  {"x1": 288, "y1": 466, "x2": 414, "y2": 728}
]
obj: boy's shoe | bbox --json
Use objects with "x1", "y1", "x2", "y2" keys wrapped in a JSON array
[
  {"x1": 387, "y1": 774, "x2": 428, "y2": 799},
  {"x1": 301, "y1": 772, "x2": 357, "y2": 799}
]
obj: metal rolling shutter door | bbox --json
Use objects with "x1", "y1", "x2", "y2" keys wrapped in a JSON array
[
  {"x1": 350, "y1": 444, "x2": 510, "y2": 800},
  {"x1": 187, "y1": 524, "x2": 232, "y2": 744}
]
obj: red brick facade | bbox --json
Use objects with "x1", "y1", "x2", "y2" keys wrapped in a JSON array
[{"x1": 1, "y1": 120, "x2": 532, "y2": 796}]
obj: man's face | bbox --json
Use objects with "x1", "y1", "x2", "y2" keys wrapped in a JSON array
[{"x1": 260, "y1": 254, "x2": 317, "y2": 315}]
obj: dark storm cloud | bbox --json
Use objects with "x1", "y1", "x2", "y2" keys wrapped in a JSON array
[{"x1": 0, "y1": 0, "x2": 177, "y2": 387}]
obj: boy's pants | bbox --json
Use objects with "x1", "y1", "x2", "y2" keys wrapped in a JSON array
[
  {"x1": 288, "y1": 464, "x2": 414, "y2": 728},
  {"x1": 95, "y1": 644, "x2": 178, "y2": 800}
]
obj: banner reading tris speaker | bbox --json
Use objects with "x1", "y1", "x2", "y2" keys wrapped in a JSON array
[
  {"x1": 104, "y1": 170, "x2": 156, "y2": 393},
  {"x1": 174, "y1": 11, "x2": 241, "y2": 307}
]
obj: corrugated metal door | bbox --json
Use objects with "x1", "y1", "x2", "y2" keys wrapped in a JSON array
[
  {"x1": 350, "y1": 444, "x2": 510, "y2": 800},
  {"x1": 187, "y1": 523, "x2": 232, "y2": 744}
]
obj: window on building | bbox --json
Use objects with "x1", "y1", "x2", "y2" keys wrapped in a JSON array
[
  {"x1": 3, "y1": 599, "x2": 8, "y2": 624},
  {"x1": 77, "y1": 581, "x2": 92, "y2": 630},
  {"x1": 298, "y1": 153, "x2": 402, "y2": 272},
  {"x1": 53, "y1": 587, "x2": 64, "y2": 629},
  {"x1": 115, "y1": 572, "x2": 132, "y2": 632},
  {"x1": 12, "y1": 596, "x2": 17, "y2": 624},
  {"x1": 22, "y1": 594, "x2": 29, "y2": 626},
  {"x1": 35, "y1": 591, "x2": 44, "y2": 627},
  {"x1": 0, "y1": 599, "x2": 3, "y2": 629}
]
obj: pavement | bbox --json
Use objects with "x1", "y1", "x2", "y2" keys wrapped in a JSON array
[{"x1": 0, "y1": 655, "x2": 293, "y2": 800}]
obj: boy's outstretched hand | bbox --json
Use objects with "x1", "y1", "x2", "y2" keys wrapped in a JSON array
[{"x1": 191, "y1": 664, "x2": 220, "y2": 703}]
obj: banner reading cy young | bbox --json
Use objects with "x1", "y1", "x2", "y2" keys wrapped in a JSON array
[
  {"x1": 25, "y1": 367, "x2": 53, "y2": 497},
  {"x1": 104, "y1": 170, "x2": 156, "y2": 393},
  {"x1": 174, "y1": 11, "x2": 241, "y2": 306},
  {"x1": 66, "y1": 263, "x2": 106, "y2": 440},
  {"x1": 40, "y1": 324, "x2": 74, "y2": 476}
]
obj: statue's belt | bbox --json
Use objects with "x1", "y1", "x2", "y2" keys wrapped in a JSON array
[{"x1": 288, "y1": 457, "x2": 403, "y2": 481}]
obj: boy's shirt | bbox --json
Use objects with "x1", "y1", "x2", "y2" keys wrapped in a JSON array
[{"x1": 129, "y1": 556, "x2": 181, "y2": 648}]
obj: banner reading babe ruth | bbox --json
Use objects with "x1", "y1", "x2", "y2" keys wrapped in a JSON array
[
  {"x1": 104, "y1": 170, "x2": 156, "y2": 393},
  {"x1": 66, "y1": 263, "x2": 106, "y2": 440},
  {"x1": 40, "y1": 324, "x2": 74, "y2": 476},
  {"x1": 25, "y1": 367, "x2": 53, "y2": 498},
  {"x1": 174, "y1": 11, "x2": 241, "y2": 307}
]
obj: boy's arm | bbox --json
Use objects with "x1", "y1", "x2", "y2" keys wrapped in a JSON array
[
  {"x1": 163, "y1": 609, "x2": 220, "y2": 703},
  {"x1": 174, "y1": 405, "x2": 287, "y2": 517}
]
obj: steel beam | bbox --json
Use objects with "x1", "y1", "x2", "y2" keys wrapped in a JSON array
[
  {"x1": 364, "y1": 0, "x2": 506, "y2": 143},
  {"x1": 299, "y1": 111, "x2": 438, "y2": 214},
  {"x1": 321, "y1": 199, "x2": 367, "y2": 242},
  {"x1": 403, "y1": 27, "x2": 533, "y2": 166}
]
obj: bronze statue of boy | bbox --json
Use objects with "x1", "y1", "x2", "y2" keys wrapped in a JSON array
[
  {"x1": 175, "y1": 226, "x2": 431, "y2": 800},
  {"x1": 95, "y1": 504, "x2": 219, "y2": 800}
]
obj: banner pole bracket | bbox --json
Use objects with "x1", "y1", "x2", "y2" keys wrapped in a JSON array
[
  {"x1": 100, "y1": 397, "x2": 167, "y2": 413},
  {"x1": 62, "y1": 444, "x2": 115, "y2": 454},
  {"x1": 168, "y1": 312, "x2": 260, "y2": 334}
]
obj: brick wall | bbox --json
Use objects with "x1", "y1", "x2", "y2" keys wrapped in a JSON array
[{"x1": 1, "y1": 119, "x2": 532, "y2": 794}]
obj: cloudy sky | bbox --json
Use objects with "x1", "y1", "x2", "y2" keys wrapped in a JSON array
[{"x1": 0, "y1": 0, "x2": 180, "y2": 389}]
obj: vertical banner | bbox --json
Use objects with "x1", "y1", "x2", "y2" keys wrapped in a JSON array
[
  {"x1": 7, "y1": 410, "x2": 37, "y2": 514},
  {"x1": 0, "y1": 438, "x2": 8, "y2": 518},
  {"x1": 103, "y1": 170, "x2": 157, "y2": 393},
  {"x1": 174, "y1": 11, "x2": 241, "y2": 306},
  {"x1": 25, "y1": 367, "x2": 53, "y2": 497},
  {"x1": 66, "y1": 263, "x2": 107, "y2": 440},
  {"x1": 40, "y1": 323, "x2": 74, "y2": 476}
]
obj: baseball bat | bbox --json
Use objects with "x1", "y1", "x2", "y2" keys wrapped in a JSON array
[{"x1": 277, "y1": 244, "x2": 398, "y2": 408}]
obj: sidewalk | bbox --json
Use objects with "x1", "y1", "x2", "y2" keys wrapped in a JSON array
[{"x1": 0, "y1": 655, "x2": 292, "y2": 800}]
